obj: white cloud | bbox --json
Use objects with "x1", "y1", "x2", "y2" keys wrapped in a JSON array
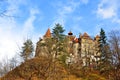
[
  {"x1": 23, "y1": 8, "x2": 40, "y2": 36},
  {"x1": 0, "y1": 17, "x2": 19, "y2": 61},
  {"x1": 62, "y1": 1, "x2": 80, "y2": 15},
  {"x1": 0, "y1": 0, "x2": 24, "y2": 61},
  {"x1": 97, "y1": 7, "x2": 116, "y2": 19},
  {"x1": 5, "y1": 0, "x2": 26, "y2": 17},
  {"x1": 63, "y1": 6, "x2": 73, "y2": 13},
  {"x1": 96, "y1": 0, "x2": 120, "y2": 24},
  {"x1": 0, "y1": 0, "x2": 23, "y2": 61},
  {"x1": 50, "y1": 0, "x2": 86, "y2": 35},
  {"x1": 0, "y1": 0, "x2": 40, "y2": 61},
  {"x1": 96, "y1": 0, "x2": 117, "y2": 19},
  {"x1": 51, "y1": 0, "x2": 81, "y2": 28}
]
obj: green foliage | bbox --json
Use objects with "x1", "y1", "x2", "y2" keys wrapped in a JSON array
[
  {"x1": 36, "y1": 25, "x2": 68, "y2": 59},
  {"x1": 98, "y1": 28, "x2": 112, "y2": 76},
  {"x1": 20, "y1": 39, "x2": 34, "y2": 61},
  {"x1": 98, "y1": 28, "x2": 107, "y2": 59},
  {"x1": 99, "y1": 28, "x2": 107, "y2": 46},
  {"x1": 52, "y1": 23, "x2": 65, "y2": 40},
  {"x1": 58, "y1": 53, "x2": 68, "y2": 65},
  {"x1": 98, "y1": 28, "x2": 107, "y2": 60},
  {"x1": 51, "y1": 24, "x2": 69, "y2": 59}
]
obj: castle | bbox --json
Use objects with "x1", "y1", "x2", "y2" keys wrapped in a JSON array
[{"x1": 35, "y1": 28, "x2": 100, "y2": 66}]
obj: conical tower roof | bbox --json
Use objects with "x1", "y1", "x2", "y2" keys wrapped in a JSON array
[{"x1": 44, "y1": 28, "x2": 51, "y2": 38}]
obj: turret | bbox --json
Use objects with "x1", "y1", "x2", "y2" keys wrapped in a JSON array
[{"x1": 44, "y1": 28, "x2": 51, "y2": 38}]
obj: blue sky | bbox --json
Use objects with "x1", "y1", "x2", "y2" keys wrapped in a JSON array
[{"x1": 0, "y1": 0, "x2": 120, "y2": 60}]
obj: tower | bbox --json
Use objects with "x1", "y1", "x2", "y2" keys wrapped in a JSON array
[{"x1": 44, "y1": 28, "x2": 51, "y2": 38}]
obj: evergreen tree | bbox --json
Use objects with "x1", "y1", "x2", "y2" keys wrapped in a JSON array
[
  {"x1": 52, "y1": 23, "x2": 65, "y2": 41},
  {"x1": 99, "y1": 28, "x2": 107, "y2": 60},
  {"x1": 98, "y1": 28, "x2": 111, "y2": 75},
  {"x1": 20, "y1": 39, "x2": 34, "y2": 61},
  {"x1": 52, "y1": 23, "x2": 69, "y2": 59}
]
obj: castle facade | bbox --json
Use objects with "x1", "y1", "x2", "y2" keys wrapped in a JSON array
[{"x1": 35, "y1": 28, "x2": 100, "y2": 66}]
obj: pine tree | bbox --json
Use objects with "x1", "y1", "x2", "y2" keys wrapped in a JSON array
[
  {"x1": 20, "y1": 39, "x2": 34, "y2": 61},
  {"x1": 52, "y1": 23, "x2": 65, "y2": 41},
  {"x1": 98, "y1": 28, "x2": 111, "y2": 75},
  {"x1": 99, "y1": 28, "x2": 107, "y2": 61},
  {"x1": 52, "y1": 23, "x2": 69, "y2": 60}
]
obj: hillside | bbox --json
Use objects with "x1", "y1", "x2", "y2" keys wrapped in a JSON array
[
  {"x1": 0, "y1": 57, "x2": 67, "y2": 80},
  {"x1": 0, "y1": 56, "x2": 106, "y2": 80}
]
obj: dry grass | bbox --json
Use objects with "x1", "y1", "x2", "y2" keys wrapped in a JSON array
[{"x1": 0, "y1": 57, "x2": 106, "y2": 80}]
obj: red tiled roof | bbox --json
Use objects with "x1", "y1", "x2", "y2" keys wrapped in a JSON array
[
  {"x1": 67, "y1": 36, "x2": 79, "y2": 43},
  {"x1": 74, "y1": 38, "x2": 79, "y2": 43}
]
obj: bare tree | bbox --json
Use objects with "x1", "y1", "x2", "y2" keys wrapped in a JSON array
[
  {"x1": 109, "y1": 30, "x2": 120, "y2": 80},
  {"x1": 0, "y1": 54, "x2": 21, "y2": 77},
  {"x1": 0, "y1": 57, "x2": 10, "y2": 77},
  {"x1": 0, "y1": 0, "x2": 7, "y2": 17},
  {"x1": 9, "y1": 57, "x2": 18, "y2": 70},
  {"x1": 0, "y1": 0, "x2": 18, "y2": 18}
]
